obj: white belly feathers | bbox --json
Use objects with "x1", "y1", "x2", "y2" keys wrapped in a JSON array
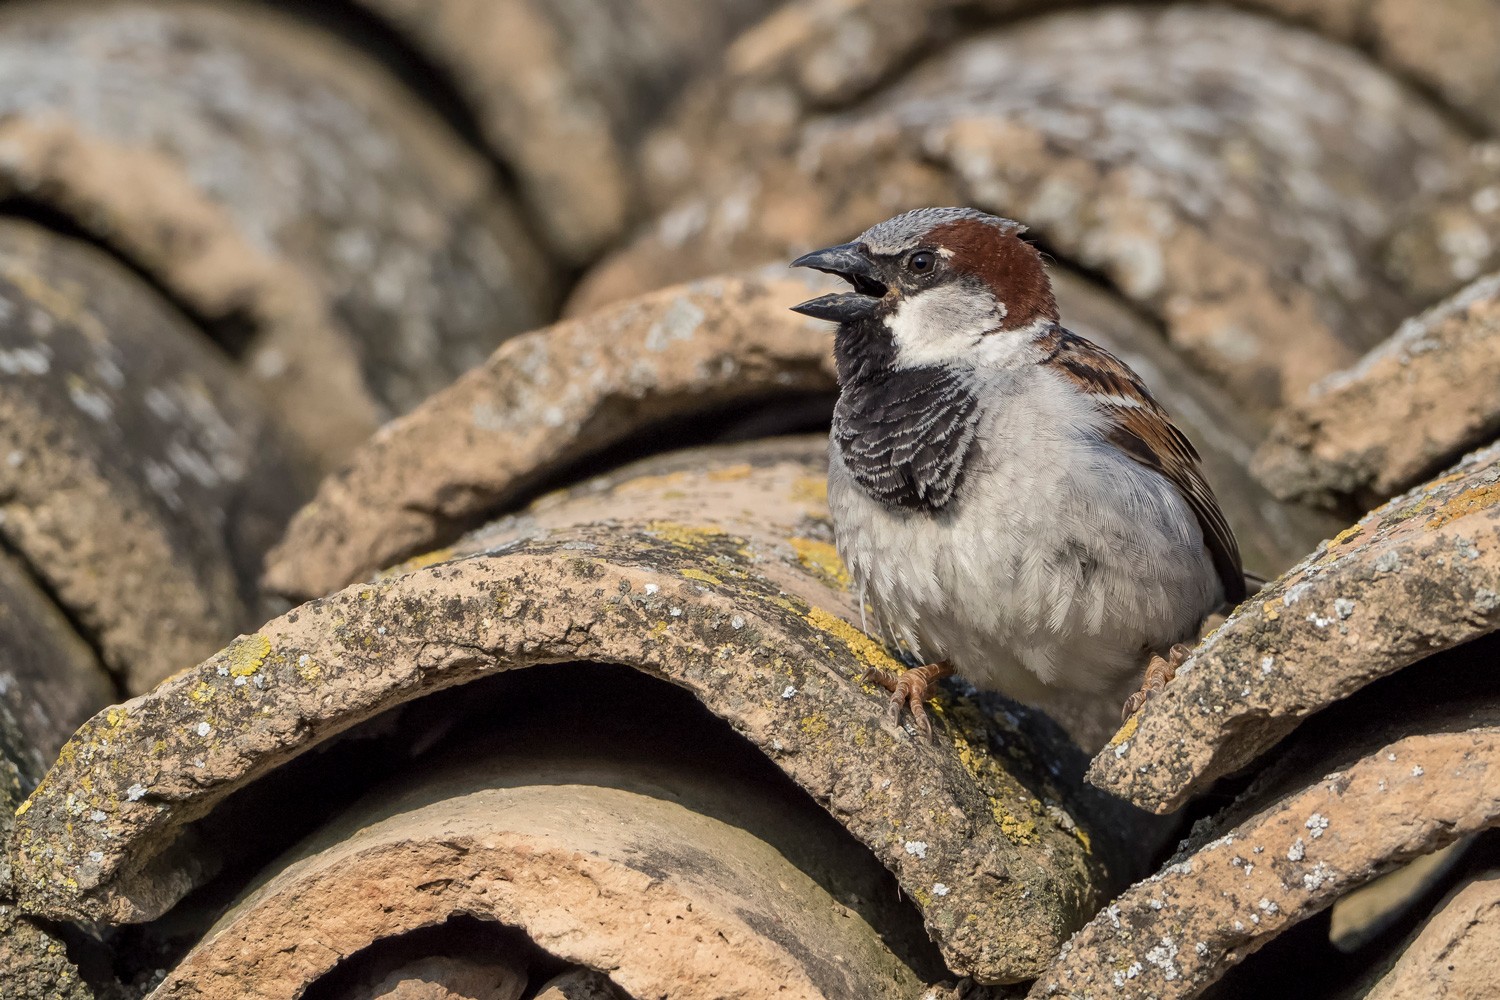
[{"x1": 827, "y1": 366, "x2": 1222, "y2": 708}]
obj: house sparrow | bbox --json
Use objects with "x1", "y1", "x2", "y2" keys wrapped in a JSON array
[{"x1": 790, "y1": 207, "x2": 1246, "y2": 748}]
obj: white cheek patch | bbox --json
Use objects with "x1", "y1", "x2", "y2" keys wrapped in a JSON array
[{"x1": 886, "y1": 284, "x2": 1005, "y2": 368}]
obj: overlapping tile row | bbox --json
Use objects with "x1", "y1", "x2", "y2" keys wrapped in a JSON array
[
  {"x1": 3, "y1": 1, "x2": 1500, "y2": 997},
  {"x1": 0, "y1": 0, "x2": 556, "y2": 464},
  {"x1": 12, "y1": 440, "x2": 1150, "y2": 990},
  {"x1": 582, "y1": 4, "x2": 1486, "y2": 418}
]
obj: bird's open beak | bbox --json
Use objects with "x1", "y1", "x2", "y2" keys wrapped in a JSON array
[{"x1": 789, "y1": 242, "x2": 887, "y2": 323}]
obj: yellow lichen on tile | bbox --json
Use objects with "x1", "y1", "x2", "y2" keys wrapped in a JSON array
[
  {"x1": 379, "y1": 547, "x2": 455, "y2": 578},
  {"x1": 1107, "y1": 712, "x2": 1140, "y2": 748},
  {"x1": 804, "y1": 606, "x2": 903, "y2": 674},
  {"x1": 791, "y1": 476, "x2": 829, "y2": 504},
  {"x1": 294, "y1": 655, "x2": 321, "y2": 683},
  {"x1": 681, "y1": 568, "x2": 722, "y2": 586},
  {"x1": 648, "y1": 521, "x2": 727, "y2": 548},
  {"x1": 946, "y1": 720, "x2": 1045, "y2": 847},
  {"x1": 706, "y1": 463, "x2": 754, "y2": 482},
  {"x1": 770, "y1": 593, "x2": 808, "y2": 616},
  {"x1": 998, "y1": 809, "x2": 1038, "y2": 845},
  {"x1": 1329, "y1": 524, "x2": 1362, "y2": 547},
  {"x1": 1423, "y1": 468, "x2": 1471, "y2": 492},
  {"x1": 1318, "y1": 523, "x2": 1365, "y2": 563},
  {"x1": 789, "y1": 537, "x2": 852, "y2": 590},
  {"x1": 798, "y1": 712, "x2": 830, "y2": 738},
  {"x1": 227, "y1": 634, "x2": 271, "y2": 677},
  {"x1": 1427, "y1": 480, "x2": 1500, "y2": 529}
]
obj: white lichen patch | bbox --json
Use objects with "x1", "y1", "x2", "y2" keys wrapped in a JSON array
[
  {"x1": 1303, "y1": 862, "x2": 1333, "y2": 891},
  {"x1": 904, "y1": 840, "x2": 928, "y2": 859},
  {"x1": 1145, "y1": 937, "x2": 1179, "y2": 982},
  {"x1": 1306, "y1": 813, "x2": 1329, "y2": 838},
  {"x1": 644, "y1": 296, "x2": 707, "y2": 352},
  {"x1": 1281, "y1": 582, "x2": 1313, "y2": 606}
]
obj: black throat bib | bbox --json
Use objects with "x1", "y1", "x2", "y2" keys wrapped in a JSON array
[{"x1": 833, "y1": 366, "x2": 979, "y2": 513}]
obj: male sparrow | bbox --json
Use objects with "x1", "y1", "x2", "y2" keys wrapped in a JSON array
[{"x1": 790, "y1": 207, "x2": 1246, "y2": 748}]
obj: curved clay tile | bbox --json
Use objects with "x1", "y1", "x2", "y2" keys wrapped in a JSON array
[
  {"x1": 0, "y1": 0, "x2": 554, "y2": 464},
  {"x1": 13, "y1": 442, "x2": 1158, "y2": 985},
  {"x1": 1092, "y1": 439, "x2": 1500, "y2": 814}
]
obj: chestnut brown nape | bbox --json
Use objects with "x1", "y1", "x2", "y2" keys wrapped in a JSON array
[{"x1": 928, "y1": 218, "x2": 1059, "y2": 329}]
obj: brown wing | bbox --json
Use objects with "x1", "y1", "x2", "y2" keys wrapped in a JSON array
[{"x1": 1039, "y1": 328, "x2": 1246, "y2": 604}]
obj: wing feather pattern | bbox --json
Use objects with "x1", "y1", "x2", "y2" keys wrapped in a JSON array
[{"x1": 1040, "y1": 328, "x2": 1246, "y2": 603}]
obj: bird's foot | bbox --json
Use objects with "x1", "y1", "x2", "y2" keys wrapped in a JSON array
[
  {"x1": 1121, "y1": 643, "x2": 1192, "y2": 721},
  {"x1": 863, "y1": 661, "x2": 954, "y2": 739}
]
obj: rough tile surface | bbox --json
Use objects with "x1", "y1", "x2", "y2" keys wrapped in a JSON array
[
  {"x1": 1092, "y1": 440, "x2": 1500, "y2": 813},
  {"x1": 1034, "y1": 700, "x2": 1500, "y2": 999},
  {"x1": 1255, "y1": 271, "x2": 1500, "y2": 510},
  {"x1": 0, "y1": 220, "x2": 307, "y2": 691},
  {"x1": 17, "y1": 448, "x2": 1146, "y2": 984},
  {"x1": 0, "y1": 0, "x2": 554, "y2": 463}
]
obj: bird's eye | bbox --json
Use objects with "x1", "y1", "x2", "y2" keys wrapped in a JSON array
[{"x1": 907, "y1": 250, "x2": 936, "y2": 274}]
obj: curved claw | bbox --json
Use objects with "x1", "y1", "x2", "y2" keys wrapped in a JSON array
[
  {"x1": 1121, "y1": 646, "x2": 1188, "y2": 721},
  {"x1": 862, "y1": 662, "x2": 953, "y2": 740},
  {"x1": 861, "y1": 666, "x2": 899, "y2": 693}
]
